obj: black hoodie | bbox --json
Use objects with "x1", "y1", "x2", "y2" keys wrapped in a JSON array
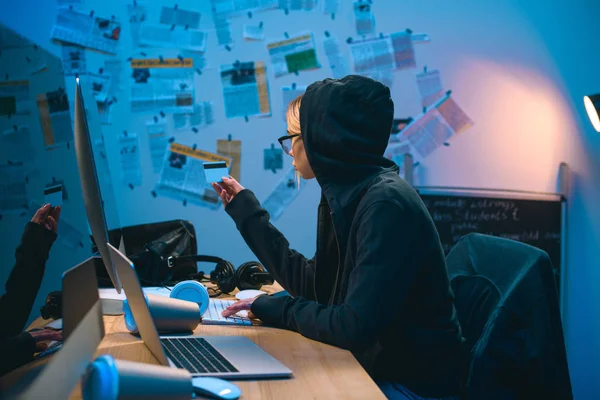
[{"x1": 225, "y1": 75, "x2": 463, "y2": 397}]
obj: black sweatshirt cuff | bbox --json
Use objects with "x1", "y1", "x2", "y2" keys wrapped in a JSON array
[
  {"x1": 224, "y1": 189, "x2": 263, "y2": 228},
  {"x1": 21, "y1": 222, "x2": 57, "y2": 260},
  {"x1": 251, "y1": 294, "x2": 289, "y2": 328}
]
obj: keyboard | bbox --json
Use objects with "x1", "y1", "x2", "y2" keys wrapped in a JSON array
[
  {"x1": 160, "y1": 337, "x2": 238, "y2": 374},
  {"x1": 202, "y1": 299, "x2": 252, "y2": 326}
]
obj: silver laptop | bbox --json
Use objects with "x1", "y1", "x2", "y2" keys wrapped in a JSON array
[
  {"x1": 13, "y1": 257, "x2": 105, "y2": 399},
  {"x1": 107, "y1": 243, "x2": 292, "y2": 379}
]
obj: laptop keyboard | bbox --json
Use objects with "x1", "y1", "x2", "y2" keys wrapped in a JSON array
[
  {"x1": 203, "y1": 299, "x2": 252, "y2": 326},
  {"x1": 160, "y1": 337, "x2": 238, "y2": 374}
]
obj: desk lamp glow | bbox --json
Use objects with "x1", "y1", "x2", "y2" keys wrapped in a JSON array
[
  {"x1": 583, "y1": 94, "x2": 600, "y2": 132},
  {"x1": 73, "y1": 76, "x2": 123, "y2": 293}
]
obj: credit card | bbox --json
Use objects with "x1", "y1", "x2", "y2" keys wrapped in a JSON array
[
  {"x1": 44, "y1": 184, "x2": 63, "y2": 207},
  {"x1": 203, "y1": 161, "x2": 228, "y2": 183}
]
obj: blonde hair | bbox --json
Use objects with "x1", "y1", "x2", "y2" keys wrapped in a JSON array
[
  {"x1": 285, "y1": 94, "x2": 303, "y2": 135},
  {"x1": 286, "y1": 94, "x2": 303, "y2": 189}
]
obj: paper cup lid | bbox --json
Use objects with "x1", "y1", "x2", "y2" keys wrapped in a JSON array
[
  {"x1": 81, "y1": 355, "x2": 119, "y2": 400},
  {"x1": 170, "y1": 280, "x2": 210, "y2": 316}
]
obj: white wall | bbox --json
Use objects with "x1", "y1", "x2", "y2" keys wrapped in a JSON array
[{"x1": 1, "y1": 1, "x2": 598, "y2": 397}]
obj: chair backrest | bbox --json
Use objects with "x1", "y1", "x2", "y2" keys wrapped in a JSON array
[{"x1": 446, "y1": 233, "x2": 572, "y2": 400}]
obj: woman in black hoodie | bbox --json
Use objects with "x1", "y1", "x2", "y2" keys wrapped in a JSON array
[{"x1": 213, "y1": 75, "x2": 462, "y2": 399}]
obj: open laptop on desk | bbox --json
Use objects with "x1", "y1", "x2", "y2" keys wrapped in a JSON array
[
  {"x1": 107, "y1": 243, "x2": 292, "y2": 380},
  {"x1": 6, "y1": 258, "x2": 105, "y2": 399}
]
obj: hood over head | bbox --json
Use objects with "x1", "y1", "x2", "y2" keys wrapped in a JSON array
[{"x1": 299, "y1": 75, "x2": 398, "y2": 208}]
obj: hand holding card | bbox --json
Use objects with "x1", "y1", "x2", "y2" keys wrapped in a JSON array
[{"x1": 203, "y1": 162, "x2": 229, "y2": 183}]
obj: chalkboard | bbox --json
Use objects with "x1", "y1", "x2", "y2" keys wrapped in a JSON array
[{"x1": 417, "y1": 188, "x2": 565, "y2": 293}]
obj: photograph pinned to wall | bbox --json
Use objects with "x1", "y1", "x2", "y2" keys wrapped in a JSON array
[
  {"x1": 88, "y1": 72, "x2": 111, "y2": 102},
  {"x1": 0, "y1": 80, "x2": 32, "y2": 117},
  {"x1": 155, "y1": 143, "x2": 232, "y2": 209},
  {"x1": 279, "y1": 0, "x2": 318, "y2": 11},
  {"x1": 243, "y1": 24, "x2": 265, "y2": 41},
  {"x1": 353, "y1": 0, "x2": 375, "y2": 36},
  {"x1": 160, "y1": 5, "x2": 201, "y2": 29},
  {"x1": 220, "y1": 61, "x2": 271, "y2": 119},
  {"x1": 263, "y1": 143, "x2": 283, "y2": 173},
  {"x1": 349, "y1": 31, "x2": 416, "y2": 74},
  {"x1": 0, "y1": 125, "x2": 35, "y2": 163},
  {"x1": 118, "y1": 132, "x2": 142, "y2": 186},
  {"x1": 262, "y1": 166, "x2": 308, "y2": 221},
  {"x1": 267, "y1": 32, "x2": 320, "y2": 77},
  {"x1": 417, "y1": 68, "x2": 444, "y2": 108},
  {"x1": 139, "y1": 25, "x2": 207, "y2": 52},
  {"x1": 36, "y1": 88, "x2": 72, "y2": 150},
  {"x1": 146, "y1": 120, "x2": 168, "y2": 173},
  {"x1": 281, "y1": 84, "x2": 306, "y2": 120},
  {"x1": 29, "y1": 200, "x2": 85, "y2": 250},
  {"x1": 323, "y1": 35, "x2": 350, "y2": 79},
  {"x1": 61, "y1": 44, "x2": 86, "y2": 76},
  {"x1": 389, "y1": 93, "x2": 473, "y2": 162},
  {"x1": 0, "y1": 163, "x2": 29, "y2": 214},
  {"x1": 216, "y1": 137, "x2": 241, "y2": 181},
  {"x1": 173, "y1": 101, "x2": 214, "y2": 131},
  {"x1": 130, "y1": 57, "x2": 194, "y2": 114},
  {"x1": 51, "y1": 7, "x2": 121, "y2": 54},
  {"x1": 127, "y1": 2, "x2": 148, "y2": 48}
]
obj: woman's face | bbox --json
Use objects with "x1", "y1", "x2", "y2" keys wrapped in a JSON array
[{"x1": 289, "y1": 134, "x2": 315, "y2": 180}]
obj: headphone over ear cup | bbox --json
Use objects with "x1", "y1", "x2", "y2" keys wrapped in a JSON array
[
  {"x1": 209, "y1": 258, "x2": 237, "y2": 293},
  {"x1": 236, "y1": 262, "x2": 274, "y2": 291}
]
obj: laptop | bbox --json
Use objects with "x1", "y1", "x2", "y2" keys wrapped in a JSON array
[
  {"x1": 10, "y1": 257, "x2": 105, "y2": 399},
  {"x1": 107, "y1": 243, "x2": 292, "y2": 379}
]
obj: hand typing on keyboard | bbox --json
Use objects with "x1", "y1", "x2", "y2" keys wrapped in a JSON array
[
  {"x1": 221, "y1": 297, "x2": 258, "y2": 319},
  {"x1": 202, "y1": 299, "x2": 253, "y2": 326}
]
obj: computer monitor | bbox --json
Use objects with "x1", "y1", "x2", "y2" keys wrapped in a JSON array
[{"x1": 73, "y1": 77, "x2": 122, "y2": 293}]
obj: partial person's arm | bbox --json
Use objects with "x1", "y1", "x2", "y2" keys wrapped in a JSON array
[
  {"x1": 0, "y1": 333, "x2": 36, "y2": 377},
  {"x1": 250, "y1": 202, "x2": 424, "y2": 352},
  {"x1": 0, "y1": 222, "x2": 57, "y2": 339},
  {"x1": 225, "y1": 189, "x2": 316, "y2": 300}
]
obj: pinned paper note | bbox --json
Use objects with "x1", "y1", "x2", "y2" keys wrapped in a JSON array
[
  {"x1": 216, "y1": 137, "x2": 241, "y2": 181},
  {"x1": 281, "y1": 85, "x2": 306, "y2": 120},
  {"x1": 323, "y1": 35, "x2": 350, "y2": 79},
  {"x1": 139, "y1": 25, "x2": 207, "y2": 52},
  {"x1": 127, "y1": 2, "x2": 147, "y2": 48},
  {"x1": 146, "y1": 120, "x2": 168, "y2": 173},
  {"x1": 353, "y1": 0, "x2": 375, "y2": 36},
  {"x1": 61, "y1": 44, "x2": 86, "y2": 76},
  {"x1": 118, "y1": 132, "x2": 142, "y2": 186},
  {"x1": 36, "y1": 88, "x2": 73, "y2": 150},
  {"x1": 0, "y1": 80, "x2": 32, "y2": 116},
  {"x1": 243, "y1": 24, "x2": 265, "y2": 41},
  {"x1": 417, "y1": 69, "x2": 444, "y2": 108},
  {"x1": 349, "y1": 31, "x2": 416, "y2": 75},
  {"x1": 173, "y1": 102, "x2": 214, "y2": 130},
  {"x1": 51, "y1": 7, "x2": 121, "y2": 54},
  {"x1": 160, "y1": 6, "x2": 201, "y2": 29}
]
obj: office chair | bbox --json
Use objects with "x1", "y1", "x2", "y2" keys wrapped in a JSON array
[{"x1": 446, "y1": 233, "x2": 572, "y2": 400}]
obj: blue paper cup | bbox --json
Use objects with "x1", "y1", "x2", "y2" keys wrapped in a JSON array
[{"x1": 81, "y1": 354, "x2": 192, "y2": 400}]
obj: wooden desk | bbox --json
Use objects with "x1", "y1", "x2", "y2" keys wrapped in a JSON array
[{"x1": 4, "y1": 285, "x2": 385, "y2": 399}]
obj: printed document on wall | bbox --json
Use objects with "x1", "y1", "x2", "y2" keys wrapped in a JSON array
[
  {"x1": 323, "y1": 36, "x2": 349, "y2": 79},
  {"x1": 172, "y1": 102, "x2": 214, "y2": 131},
  {"x1": 210, "y1": 0, "x2": 278, "y2": 19},
  {"x1": 0, "y1": 80, "x2": 32, "y2": 116},
  {"x1": 262, "y1": 166, "x2": 308, "y2": 221},
  {"x1": 51, "y1": 7, "x2": 121, "y2": 54},
  {"x1": 1, "y1": 125, "x2": 35, "y2": 164},
  {"x1": 61, "y1": 45, "x2": 86, "y2": 76},
  {"x1": 160, "y1": 6, "x2": 201, "y2": 29},
  {"x1": 267, "y1": 33, "x2": 319, "y2": 77},
  {"x1": 417, "y1": 69, "x2": 444, "y2": 108},
  {"x1": 220, "y1": 61, "x2": 271, "y2": 119},
  {"x1": 127, "y1": 2, "x2": 147, "y2": 48},
  {"x1": 139, "y1": 25, "x2": 207, "y2": 52},
  {"x1": 0, "y1": 164, "x2": 28, "y2": 214},
  {"x1": 36, "y1": 88, "x2": 73, "y2": 150},
  {"x1": 279, "y1": 0, "x2": 317, "y2": 11},
  {"x1": 130, "y1": 57, "x2": 194, "y2": 114},
  {"x1": 156, "y1": 143, "x2": 231, "y2": 209},
  {"x1": 216, "y1": 138, "x2": 241, "y2": 181},
  {"x1": 353, "y1": 1, "x2": 375, "y2": 36},
  {"x1": 146, "y1": 120, "x2": 168, "y2": 173},
  {"x1": 118, "y1": 132, "x2": 142, "y2": 186},
  {"x1": 349, "y1": 31, "x2": 416, "y2": 74}
]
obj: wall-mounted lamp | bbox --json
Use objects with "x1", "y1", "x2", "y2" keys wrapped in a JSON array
[{"x1": 583, "y1": 94, "x2": 600, "y2": 132}]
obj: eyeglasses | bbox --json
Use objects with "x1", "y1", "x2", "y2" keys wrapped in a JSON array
[{"x1": 277, "y1": 134, "x2": 300, "y2": 155}]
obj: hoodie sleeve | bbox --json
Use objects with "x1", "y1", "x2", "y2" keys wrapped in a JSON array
[
  {"x1": 251, "y1": 201, "x2": 420, "y2": 352},
  {"x1": 0, "y1": 222, "x2": 57, "y2": 339},
  {"x1": 0, "y1": 332, "x2": 36, "y2": 377},
  {"x1": 225, "y1": 189, "x2": 316, "y2": 300}
]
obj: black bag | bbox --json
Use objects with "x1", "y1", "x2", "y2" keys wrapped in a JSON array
[{"x1": 94, "y1": 220, "x2": 200, "y2": 287}]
